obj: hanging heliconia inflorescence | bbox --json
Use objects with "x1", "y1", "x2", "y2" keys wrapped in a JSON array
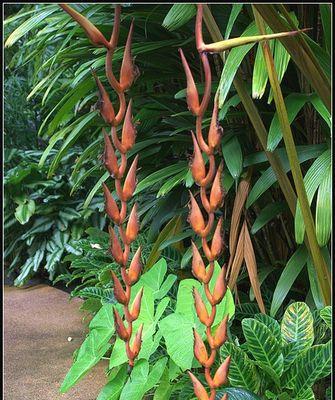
[
  {"x1": 179, "y1": 5, "x2": 230, "y2": 400},
  {"x1": 60, "y1": 4, "x2": 143, "y2": 370}
]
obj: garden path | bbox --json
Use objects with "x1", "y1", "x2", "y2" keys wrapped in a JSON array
[{"x1": 4, "y1": 284, "x2": 108, "y2": 400}]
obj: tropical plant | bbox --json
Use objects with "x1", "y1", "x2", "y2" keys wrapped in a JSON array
[
  {"x1": 4, "y1": 147, "x2": 104, "y2": 286},
  {"x1": 220, "y1": 302, "x2": 331, "y2": 400}
]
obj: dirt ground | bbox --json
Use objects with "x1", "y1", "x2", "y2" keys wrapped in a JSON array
[{"x1": 4, "y1": 284, "x2": 108, "y2": 400}]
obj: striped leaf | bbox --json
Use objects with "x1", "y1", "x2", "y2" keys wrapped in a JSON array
[
  {"x1": 319, "y1": 306, "x2": 331, "y2": 328},
  {"x1": 220, "y1": 342, "x2": 261, "y2": 393},
  {"x1": 282, "y1": 342, "x2": 331, "y2": 394},
  {"x1": 242, "y1": 318, "x2": 284, "y2": 382},
  {"x1": 254, "y1": 313, "x2": 281, "y2": 344},
  {"x1": 281, "y1": 302, "x2": 314, "y2": 353},
  {"x1": 216, "y1": 387, "x2": 262, "y2": 400}
]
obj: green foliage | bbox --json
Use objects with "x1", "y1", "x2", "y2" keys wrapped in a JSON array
[
  {"x1": 221, "y1": 302, "x2": 331, "y2": 399},
  {"x1": 4, "y1": 148, "x2": 104, "y2": 286}
]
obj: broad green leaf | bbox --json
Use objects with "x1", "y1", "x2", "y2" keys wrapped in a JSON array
[
  {"x1": 315, "y1": 165, "x2": 331, "y2": 246},
  {"x1": 222, "y1": 136, "x2": 243, "y2": 180},
  {"x1": 144, "y1": 357, "x2": 168, "y2": 392},
  {"x1": 159, "y1": 312, "x2": 194, "y2": 371},
  {"x1": 270, "y1": 246, "x2": 309, "y2": 317},
  {"x1": 97, "y1": 365, "x2": 127, "y2": 400},
  {"x1": 60, "y1": 304, "x2": 115, "y2": 393},
  {"x1": 242, "y1": 318, "x2": 284, "y2": 382},
  {"x1": 220, "y1": 342, "x2": 261, "y2": 393},
  {"x1": 319, "y1": 306, "x2": 331, "y2": 328},
  {"x1": 281, "y1": 302, "x2": 314, "y2": 353},
  {"x1": 162, "y1": 4, "x2": 196, "y2": 31},
  {"x1": 119, "y1": 360, "x2": 149, "y2": 400},
  {"x1": 251, "y1": 202, "x2": 286, "y2": 234},
  {"x1": 295, "y1": 149, "x2": 330, "y2": 244},
  {"x1": 14, "y1": 199, "x2": 35, "y2": 224},
  {"x1": 153, "y1": 368, "x2": 174, "y2": 400}
]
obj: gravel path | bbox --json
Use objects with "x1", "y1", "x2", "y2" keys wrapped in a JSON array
[{"x1": 4, "y1": 284, "x2": 108, "y2": 400}]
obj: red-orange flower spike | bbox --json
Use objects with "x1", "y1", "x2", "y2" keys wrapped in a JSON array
[
  {"x1": 188, "y1": 371, "x2": 210, "y2": 400},
  {"x1": 111, "y1": 271, "x2": 128, "y2": 305},
  {"x1": 103, "y1": 183, "x2": 121, "y2": 224},
  {"x1": 130, "y1": 287, "x2": 143, "y2": 320},
  {"x1": 193, "y1": 287, "x2": 210, "y2": 326},
  {"x1": 92, "y1": 70, "x2": 115, "y2": 124},
  {"x1": 212, "y1": 315, "x2": 228, "y2": 348},
  {"x1": 191, "y1": 131, "x2": 206, "y2": 185},
  {"x1": 191, "y1": 242, "x2": 207, "y2": 283},
  {"x1": 179, "y1": 48, "x2": 200, "y2": 116},
  {"x1": 210, "y1": 217, "x2": 223, "y2": 260},
  {"x1": 109, "y1": 226, "x2": 124, "y2": 265},
  {"x1": 103, "y1": 130, "x2": 120, "y2": 178},
  {"x1": 122, "y1": 155, "x2": 139, "y2": 201},
  {"x1": 193, "y1": 329, "x2": 209, "y2": 366},
  {"x1": 209, "y1": 163, "x2": 224, "y2": 212},
  {"x1": 212, "y1": 356, "x2": 231, "y2": 388},
  {"x1": 113, "y1": 308, "x2": 129, "y2": 341},
  {"x1": 125, "y1": 203, "x2": 139, "y2": 244},
  {"x1": 212, "y1": 265, "x2": 227, "y2": 305},
  {"x1": 60, "y1": 4, "x2": 111, "y2": 49},
  {"x1": 120, "y1": 19, "x2": 136, "y2": 91},
  {"x1": 121, "y1": 100, "x2": 136, "y2": 152},
  {"x1": 189, "y1": 193, "x2": 206, "y2": 235},
  {"x1": 127, "y1": 246, "x2": 142, "y2": 285},
  {"x1": 131, "y1": 323, "x2": 144, "y2": 358}
]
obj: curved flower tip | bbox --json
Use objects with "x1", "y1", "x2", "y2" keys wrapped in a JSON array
[
  {"x1": 209, "y1": 163, "x2": 224, "y2": 212},
  {"x1": 127, "y1": 246, "x2": 142, "y2": 285},
  {"x1": 212, "y1": 356, "x2": 231, "y2": 388},
  {"x1": 122, "y1": 155, "x2": 139, "y2": 201},
  {"x1": 109, "y1": 226, "x2": 124, "y2": 265},
  {"x1": 103, "y1": 129, "x2": 120, "y2": 178},
  {"x1": 121, "y1": 100, "x2": 136, "y2": 152},
  {"x1": 92, "y1": 69, "x2": 115, "y2": 124},
  {"x1": 120, "y1": 19, "x2": 136, "y2": 91},
  {"x1": 191, "y1": 131, "x2": 206, "y2": 185},
  {"x1": 188, "y1": 192, "x2": 206, "y2": 235},
  {"x1": 111, "y1": 271, "x2": 128, "y2": 305},
  {"x1": 113, "y1": 308, "x2": 129, "y2": 341},
  {"x1": 179, "y1": 48, "x2": 200, "y2": 116},
  {"x1": 212, "y1": 264, "x2": 227, "y2": 305},
  {"x1": 125, "y1": 203, "x2": 139, "y2": 244},
  {"x1": 193, "y1": 328, "x2": 209, "y2": 366},
  {"x1": 59, "y1": 3, "x2": 111, "y2": 49},
  {"x1": 191, "y1": 242, "x2": 207, "y2": 283},
  {"x1": 102, "y1": 182, "x2": 121, "y2": 224},
  {"x1": 188, "y1": 371, "x2": 210, "y2": 400}
]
